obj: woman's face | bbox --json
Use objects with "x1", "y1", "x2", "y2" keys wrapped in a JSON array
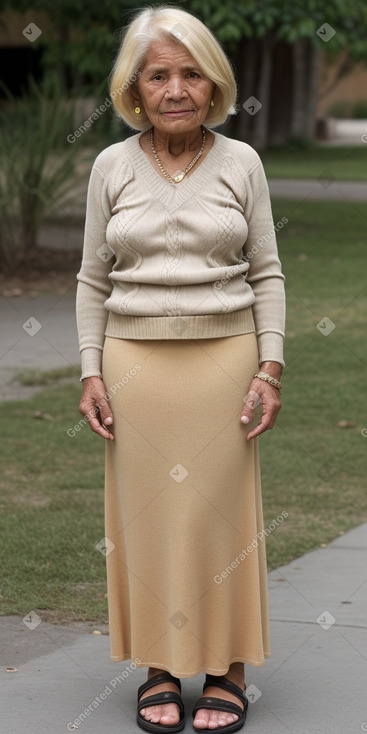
[{"x1": 134, "y1": 38, "x2": 215, "y2": 134}]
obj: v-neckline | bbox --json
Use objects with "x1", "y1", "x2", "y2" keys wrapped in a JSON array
[{"x1": 127, "y1": 128, "x2": 222, "y2": 205}]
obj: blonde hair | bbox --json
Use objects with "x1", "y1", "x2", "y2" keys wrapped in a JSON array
[{"x1": 109, "y1": 5, "x2": 237, "y2": 131}]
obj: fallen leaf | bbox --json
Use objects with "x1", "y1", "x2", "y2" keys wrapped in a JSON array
[
  {"x1": 337, "y1": 420, "x2": 355, "y2": 428},
  {"x1": 32, "y1": 411, "x2": 53, "y2": 420}
]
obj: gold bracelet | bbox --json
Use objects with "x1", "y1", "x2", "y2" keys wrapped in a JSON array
[{"x1": 253, "y1": 371, "x2": 282, "y2": 391}]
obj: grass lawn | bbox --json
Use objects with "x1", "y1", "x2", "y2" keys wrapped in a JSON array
[
  {"x1": 1, "y1": 197, "x2": 366, "y2": 623},
  {"x1": 260, "y1": 143, "x2": 367, "y2": 181}
]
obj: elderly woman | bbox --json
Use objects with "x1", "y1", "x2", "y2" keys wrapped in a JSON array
[{"x1": 76, "y1": 5, "x2": 285, "y2": 733}]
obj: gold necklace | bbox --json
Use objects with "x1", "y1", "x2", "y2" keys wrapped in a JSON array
[{"x1": 150, "y1": 126, "x2": 206, "y2": 184}]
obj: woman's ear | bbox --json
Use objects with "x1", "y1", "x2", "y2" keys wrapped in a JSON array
[{"x1": 129, "y1": 82, "x2": 141, "y2": 107}]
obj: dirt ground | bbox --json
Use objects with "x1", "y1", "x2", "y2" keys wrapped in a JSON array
[{"x1": 0, "y1": 247, "x2": 81, "y2": 297}]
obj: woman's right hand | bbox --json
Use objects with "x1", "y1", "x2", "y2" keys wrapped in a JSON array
[{"x1": 79, "y1": 376, "x2": 114, "y2": 440}]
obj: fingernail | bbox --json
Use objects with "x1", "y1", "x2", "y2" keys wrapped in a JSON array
[
  {"x1": 241, "y1": 416, "x2": 249, "y2": 424},
  {"x1": 104, "y1": 417, "x2": 113, "y2": 425}
]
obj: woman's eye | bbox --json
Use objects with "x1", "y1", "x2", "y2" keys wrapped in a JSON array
[{"x1": 151, "y1": 71, "x2": 200, "y2": 81}]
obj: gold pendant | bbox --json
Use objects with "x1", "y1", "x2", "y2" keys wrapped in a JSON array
[{"x1": 173, "y1": 172, "x2": 185, "y2": 182}]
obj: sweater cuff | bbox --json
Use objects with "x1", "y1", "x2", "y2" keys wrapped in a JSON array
[
  {"x1": 257, "y1": 332, "x2": 285, "y2": 368},
  {"x1": 80, "y1": 347, "x2": 103, "y2": 381}
]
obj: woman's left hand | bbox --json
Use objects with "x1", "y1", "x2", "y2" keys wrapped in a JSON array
[{"x1": 240, "y1": 378, "x2": 282, "y2": 441}]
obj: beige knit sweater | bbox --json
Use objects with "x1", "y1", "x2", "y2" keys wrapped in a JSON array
[{"x1": 76, "y1": 129, "x2": 285, "y2": 379}]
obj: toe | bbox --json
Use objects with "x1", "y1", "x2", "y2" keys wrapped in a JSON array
[
  {"x1": 217, "y1": 712, "x2": 235, "y2": 727},
  {"x1": 141, "y1": 703, "x2": 180, "y2": 724},
  {"x1": 194, "y1": 708, "x2": 240, "y2": 729},
  {"x1": 208, "y1": 711, "x2": 221, "y2": 729},
  {"x1": 193, "y1": 709, "x2": 210, "y2": 729},
  {"x1": 160, "y1": 704, "x2": 180, "y2": 723},
  {"x1": 149, "y1": 706, "x2": 161, "y2": 722}
]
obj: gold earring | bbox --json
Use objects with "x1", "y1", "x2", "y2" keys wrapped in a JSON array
[
  {"x1": 134, "y1": 106, "x2": 141, "y2": 114},
  {"x1": 210, "y1": 99, "x2": 215, "y2": 107}
]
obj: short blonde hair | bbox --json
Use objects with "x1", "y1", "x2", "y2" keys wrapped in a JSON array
[{"x1": 109, "y1": 5, "x2": 237, "y2": 131}]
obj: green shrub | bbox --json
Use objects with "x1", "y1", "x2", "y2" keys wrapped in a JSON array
[
  {"x1": 326, "y1": 99, "x2": 367, "y2": 119},
  {"x1": 326, "y1": 100, "x2": 353, "y2": 118},
  {"x1": 0, "y1": 75, "x2": 92, "y2": 272},
  {"x1": 352, "y1": 99, "x2": 367, "y2": 119}
]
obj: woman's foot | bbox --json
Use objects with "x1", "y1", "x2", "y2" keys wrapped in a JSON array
[
  {"x1": 193, "y1": 663, "x2": 246, "y2": 730},
  {"x1": 139, "y1": 667, "x2": 181, "y2": 726}
]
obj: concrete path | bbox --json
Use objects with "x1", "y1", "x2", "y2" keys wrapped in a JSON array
[
  {"x1": 1, "y1": 522, "x2": 366, "y2": 733},
  {"x1": 0, "y1": 292, "x2": 80, "y2": 401},
  {"x1": 268, "y1": 177, "x2": 367, "y2": 201}
]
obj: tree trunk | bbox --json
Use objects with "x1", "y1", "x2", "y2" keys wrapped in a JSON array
[
  {"x1": 305, "y1": 44, "x2": 320, "y2": 137},
  {"x1": 228, "y1": 35, "x2": 319, "y2": 148},
  {"x1": 227, "y1": 37, "x2": 259, "y2": 142},
  {"x1": 290, "y1": 39, "x2": 320, "y2": 140},
  {"x1": 251, "y1": 33, "x2": 274, "y2": 150},
  {"x1": 290, "y1": 39, "x2": 308, "y2": 138},
  {"x1": 268, "y1": 41, "x2": 292, "y2": 146}
]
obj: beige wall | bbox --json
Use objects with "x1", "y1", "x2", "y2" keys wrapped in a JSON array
[{"x1": 317, "y1": 48, "x2": 367, "y2": 116}]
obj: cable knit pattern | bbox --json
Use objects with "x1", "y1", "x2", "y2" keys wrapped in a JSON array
[{"x1": 76, "y1": 130, "x2": 285, "y2": 379}]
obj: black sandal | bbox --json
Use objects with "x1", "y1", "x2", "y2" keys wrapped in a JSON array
[
  {"x1": 192, "y1": 674, "x2": 248, "y2": 733},
  {"x1": 137, "y1": 671, "x2": 185, "y2": 733}
]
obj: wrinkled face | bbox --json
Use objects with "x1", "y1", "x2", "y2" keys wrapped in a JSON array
[{"x1": 134, "y1": 38, "x2": 215, "y2": 134}]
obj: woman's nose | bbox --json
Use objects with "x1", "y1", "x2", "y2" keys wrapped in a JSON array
[{"x1": 165, "y1": 76, "x2": 186, "y2": 99}]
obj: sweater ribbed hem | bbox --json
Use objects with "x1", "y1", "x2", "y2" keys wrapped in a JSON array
[{"x1": 104, "y1": 307, "x2": 255, "y2": 340}]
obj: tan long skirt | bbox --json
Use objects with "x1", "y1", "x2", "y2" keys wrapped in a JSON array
[{"x1": 102, "y1": 332, "x2": 270, "y2": 678}]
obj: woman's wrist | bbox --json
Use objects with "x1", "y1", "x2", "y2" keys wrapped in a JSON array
[
  {"x1": 258, "y1": 361, "x2": 283, "y2": 381},
  {"x1": 80, "y1": 374, "x2": 103, "y2": 383}
]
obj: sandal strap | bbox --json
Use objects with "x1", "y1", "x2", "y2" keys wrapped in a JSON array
[
  {"x1": 203, "y1": 674, "x2": 247, "y2": 706},
  {"x1": 137, "y1": 671, "x2": 182, "y2": 699},
  {"x1": 137, "y1": 690, "x2": 185, "y2": 718},
  {"x1": 192, "y1": 696, "x2": 244, "y2": 719}
]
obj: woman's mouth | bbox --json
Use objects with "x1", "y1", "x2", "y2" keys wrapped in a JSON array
[{"x1": 162, "y1": 110, "x2": 193, "y2": 117}]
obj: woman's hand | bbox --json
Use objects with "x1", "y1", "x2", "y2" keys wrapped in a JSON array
[
  {"x1": 240, "y1": 361, "x2": 282, "y2": 440},
  {"x1": 79, "y1": 376, "x2": 114, "y2": 441}
]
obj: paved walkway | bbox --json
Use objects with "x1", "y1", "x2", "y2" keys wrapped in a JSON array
[
  {"x1": 0, "y1": 292, "x2": 80, "y2": 401},
  {"x1": 268, "y1": 178, "x2": 367, "y2": 201},
  {"x1": 1, "y1": 522, "x2": 366, "y2": 733}
]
